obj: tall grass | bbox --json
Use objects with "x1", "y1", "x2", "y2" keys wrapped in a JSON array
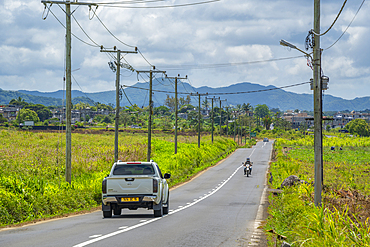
[
  {"x1": 266, "y1": 136, "x2": 370, "y2": 246},
  {"x1": 0, "y1": 129, "x2": 241, "y2": 226}
]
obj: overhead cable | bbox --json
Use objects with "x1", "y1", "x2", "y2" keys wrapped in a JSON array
[
  {"x1": 45, "y1": 4, "x2": 100, "y2": 47},
  {"x1": 99, "y1": 0, "x2": 221, "y2": 9},
  {"x1": 121, "y1": 81, "x2": 310, "y2": 95},
  {"x1": 311, "y1": 0, "x2": 347, "y2": 37},
  {"x1": 325, "y1": 0, "x2": 366, "y2": 50},
  {"x1": 90, "y1": 7, "x2": 136, "y2": 48},
  {"x1": 156, "y1": 55, "x2": 305, "y2": 70},
  {"x1": 96, "y1": 0, "x2": 165, "y2": 5}
]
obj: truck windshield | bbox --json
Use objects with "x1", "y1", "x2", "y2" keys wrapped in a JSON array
[{"x1": 113, "y1": 165, "x2": 155, "y2": 175}]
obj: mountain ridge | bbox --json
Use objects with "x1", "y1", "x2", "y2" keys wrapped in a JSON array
[{"x1": 1, "y1": 82, "x2": 369, "y2": 111}]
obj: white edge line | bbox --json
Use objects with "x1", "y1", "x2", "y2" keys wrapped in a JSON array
[
  {"x1": 73, "y1": 165, "x2": 243, "y2": 247},
  {"x1": 74, "y1": 148, "x2": 257, "y2": 247}
]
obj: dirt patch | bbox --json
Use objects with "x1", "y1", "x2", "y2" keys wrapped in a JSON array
[{"x1": 324, "y1": 188, "x2": 370, "y2": 223}]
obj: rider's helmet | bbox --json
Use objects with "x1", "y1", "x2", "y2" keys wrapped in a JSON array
[{"x1": 246, "y1": 158, "x2": 250, "y2": 161}]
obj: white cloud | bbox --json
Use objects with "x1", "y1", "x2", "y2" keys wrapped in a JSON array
[{"x1": 0, "y1": 0, "x2": 369, "y2": 101}]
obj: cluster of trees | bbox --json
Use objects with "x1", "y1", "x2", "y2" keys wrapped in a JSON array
[
  {"x1": 4, "y1": 97, "x2": 369, "y2": 137},
  {"x1": 346, "y1": 119, "x2": 370, "y2": 137}
]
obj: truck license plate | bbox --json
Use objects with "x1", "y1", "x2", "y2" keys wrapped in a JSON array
[{"x1": 121, "y1": 197, "x2": 139, "y2": 202}]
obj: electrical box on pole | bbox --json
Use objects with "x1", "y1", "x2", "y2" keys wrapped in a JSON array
[{"x1": 100, "y1": 47, "x2": 137, "y2": 162}]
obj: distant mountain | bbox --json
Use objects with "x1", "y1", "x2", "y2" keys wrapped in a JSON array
[
  {"x1": 2, "y1": 82, "x2": 370, "y2": 111},
  {"x1": 0, "y1": 88, "x2": 94, "y2": 106}
]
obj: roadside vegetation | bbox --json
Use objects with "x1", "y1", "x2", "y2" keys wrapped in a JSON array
[
  {"x1": 265, "y1": 134, "x2": 370, "y2": 246},
  {"x1": 0, "y1": 129, "x2": 255, "y2": 227}
]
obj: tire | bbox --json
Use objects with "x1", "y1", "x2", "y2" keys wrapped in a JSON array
[
  {"x1": 113, "y1": 208, "x2": 121, "y2": 216},
  {"x1": 163, "y1": 193, "x2": 169, "y2": 215},
  {"x1": 247, "y1": 170, "x2": 249, "y2": 177},
  {"x1": 154, "y1": 201, "x2": 163, "y2": 217},
  {"x1": 103, "y1": 210, "x2": 112, "y2": 218}
]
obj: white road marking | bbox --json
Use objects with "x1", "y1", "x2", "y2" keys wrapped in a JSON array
[
  {"x1": 139, "y1": 220, "x2": 147, "y2": 223},
  {"x1": 118, "y1": 226, "x2": 128, "y2": 229},
  {"x1": 74, "y1": 149, "x2": 258, "y2": 247},
  {"x1": 88, "y1": 235, "x2": 102, "y2": 238}
]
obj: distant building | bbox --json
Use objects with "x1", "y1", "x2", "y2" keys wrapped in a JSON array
[
  {"x1": 0, "y1": 105, "x2": 23, "y2": 121},
  {"x1": 282, "y1": 111, "x2": 313, "y2": 129}
]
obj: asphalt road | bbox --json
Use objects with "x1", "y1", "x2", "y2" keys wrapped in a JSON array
[{"x1": 0, "y1": 140, "x2": 273, "y2": 247}]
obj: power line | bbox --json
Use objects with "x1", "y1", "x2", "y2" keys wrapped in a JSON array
[
  {"x1": 325, "y1": 0, "x2": 366, "y2": 50},
  {"x1": 155, "y1": 55, "x2": 305, "y2": 70},
  {"x1": 45, "y1": 4, "x2": 100, "y2": 47},
  {"x1": 311, "y1": 0, "x2": 347, "y2": 37},
  {"x1": 96, "y1": 0, "x2": 166, "y2": 5},
  {"x1": 121, "y1": 81, "x2": 310, "y2": 95},
  {"x1": 90, "y1": 7, "x2": 136, "y2": 48},
  {"x1": 90, "y1": 8, "x2": 154, "y2": 67},
  {"x1": 99, "y1": 0, "x2": 221, "y2": 9}
]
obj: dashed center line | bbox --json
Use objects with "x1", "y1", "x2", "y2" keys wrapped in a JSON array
[{"x1": 73, "y1": 164, "x2": 243, "y2": 247}]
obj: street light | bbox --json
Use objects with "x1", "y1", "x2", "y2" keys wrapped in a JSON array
[{"x1": 279, "y1": 38, "x2": 323, "y2": 207}]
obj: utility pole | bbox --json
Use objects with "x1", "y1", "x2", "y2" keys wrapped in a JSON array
[
  {"x1": 101, "y1": 47, "x2": 137, "y2": 162},
  {"x1": 225, "y1": 106, "x2": 229, "y2": 138},
  {"x1": 206, "y1": 97, "x2": 215, "y2": 143},
  {"x1": 198, "y1": 93, "x2": 201, "y2": 148},
  {"x1": 136, "y1": 68, "x2": 166, "y2": 161},
  {"x1": 191, "y1": 92, "x2": 207, "y2": 148},
  {"x1": 313, "y1": 0, "x2": 322, "y2": 207},
  {"x1": 219, "y1": 98, "x2": 227, "y2": 136},
  {"x1": 166, "y1": 74, "x2": 187, "y2": 154},
  {"x1": 41, "y1": 0, "x2": 97, "y2": 184},
  {"x1": 233, "y1": 111, "x2": 236, "y2": 142}
]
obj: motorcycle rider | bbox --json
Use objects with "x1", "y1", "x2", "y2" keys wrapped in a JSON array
[{"x1": 244, "y1": 158, "x2": 253, "y2": 175}]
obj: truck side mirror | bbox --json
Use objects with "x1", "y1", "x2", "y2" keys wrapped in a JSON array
[{"x1": 164, "y1": 173, "x2": 171, "y2": 179}]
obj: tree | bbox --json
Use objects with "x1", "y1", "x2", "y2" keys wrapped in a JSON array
[
  {"x1": 102, "y1": 115, "x2": 113, "y2": 124},
  {"x1": 263, "y1": 116, "x2": 273, "y2": 130},
  {"x1": 346, "y1": 119, "x2": 370, "y2": 137},
  {"x1": 9, "y1": 97, "x2": 29, "y2": 106},
  {"x1": 16, "y1": 108, "x2": 40, "y2": 123},
  {"x1": 242, "y1": 103, "x2": 252, "y2": 113},
  {"x1": 202, "y1": 98, "x2": 210, "y2": 110},
  {"x1": 179, "y1": 104, "x2": 195, "y2": 113},
  {"x1": 254, "y1": 104, "x2": 270, "y2": 119},
  {"x1": 24, "y1": 104, "x2": 52, "y2": 122},
  {"x1": 154, "y1": 106, "x2": 170, "y2": 115},
  {"x1": 164, "y1": 95, "x2": 176, "y2": 112},
  {"x1": 0, "y1": 113, "x2": 7, "y2": 123}
]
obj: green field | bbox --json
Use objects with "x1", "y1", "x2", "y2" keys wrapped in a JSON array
[
  {"x1": 266, "y1": 135, "x2": 370, "y2": 246},
  {"x1": 0, "y1": 129, "x2": 250, "y2": 227}
]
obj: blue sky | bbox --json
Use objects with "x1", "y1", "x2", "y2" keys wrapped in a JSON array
[{"x1": 0, "y1": 0, "x2": 369, "y2": 100}]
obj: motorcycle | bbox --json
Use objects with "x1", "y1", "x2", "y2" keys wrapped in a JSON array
[{"x1": 243, "y1": 162, "x2": 252, "y2": 177}]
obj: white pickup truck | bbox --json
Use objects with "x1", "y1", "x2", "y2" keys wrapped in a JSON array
[{"x1": 102, "y1": 161, "x2": 171, "y2": 218}]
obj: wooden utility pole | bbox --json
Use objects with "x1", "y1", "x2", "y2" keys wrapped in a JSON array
[
  {"x1": 206, "y1": 97, "x2": 216, "y2": 143},
  {"x1": 198, "y1": 94, "x2": 201, "y2": 148},
  {"x1": 101, "y1": 47, "x2": 137, "y2": 162},
  {"x1": 41, "y1": 0, "x2": 97, "y2": 183},
  {"x1": 136, "y1": 68, "x2": 166, "y2": 161},
  {"x1": 313, "y1": 0, "x2": 322, "y2": 207},
  {"x1": 191, "y1": 92, "x2": 207, "y2": 148},
  {"x1": 225, "y1": 106, "x2": 229, "y2": 138},
  {"x1": 166, "y1": 74, "x2": 187, "y2": 154},
  {"x1": 219, "y1": 98, "x2": 227, "y2": 136},
  {"x1": 233, "y1": 111, "x2": 236, "y2": 142}
]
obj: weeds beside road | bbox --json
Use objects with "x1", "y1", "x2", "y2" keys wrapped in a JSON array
[
  {"x1": 0, "y1": 129, "x2": 253, "y2": 227},
  {"x1": 265, "y1": 135, "x2": 370, "y2": 246}
]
